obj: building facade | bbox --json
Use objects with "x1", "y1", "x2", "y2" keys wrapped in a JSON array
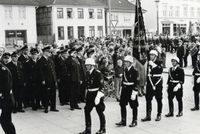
[
  {"x1": 105, "y1": 0, "x2": 136, "y2": 38},
  {"x1": 37, "y1": 0, "x2": 106, "y2": 46},
  {"x1": 0, "y1": 1, "x2": 39, "y2": 48},
  {"x1": 158, "y1": 0, "x2": 200, "y2": 37}
]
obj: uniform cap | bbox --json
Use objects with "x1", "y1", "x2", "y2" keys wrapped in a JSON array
[
  {"x1": 2, "y1": 52, "x2": 11, "y2": 58},
  {"x1": 11, "y1": 51, "x2": 19, "y2": 57},
  {"x1": 171, "y1": 56, "x2": 179, "y2": 63},
  {"x1": 20, "y1": 45, "x2": 28, "y2": 51},
  {"x1": 124, "y1": 55, "x2": 133, "y2": 63},
  {"x1": 42, "y1": 46, "x2": 51, "y2": 52},
  {"x1": 85, "y1": 58, "x2": 95, "y2": 65},
  {"x1": 30, "y1": 48, "x2": 39, "y2": 54},
  {"x1": 149, "y1": 50, "x2": 158, "y2": 56}
]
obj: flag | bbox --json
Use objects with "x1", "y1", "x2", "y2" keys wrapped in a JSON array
[
  {"x1": 132, "y1": 0, "x2": 147, "y2": 64},
  {"x1": 188, "y1": 21, "x2": 193, "y2": 36}
]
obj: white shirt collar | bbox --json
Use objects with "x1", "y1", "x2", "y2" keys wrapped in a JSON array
[
  {"x1": 127, "y1": 65, "x2": 133, "y2": 71},
  {"x1": 89, "y1": 67, "x2": 94, "y2": 74}
]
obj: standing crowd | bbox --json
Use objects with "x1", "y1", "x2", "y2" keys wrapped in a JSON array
[{"x1": 0, "y1": 36, "x2": 200, "y2": 134}]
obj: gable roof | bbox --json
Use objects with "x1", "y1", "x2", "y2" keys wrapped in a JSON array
[
  {"x1": 110, "y1": 0, "x2": 135, "y2": 11},
  {"x1": 0, "y1": 0, "x2": 53, "y2": 6},
  {"x1": 52, "y1": 0, "x2": 106, "y2": 7}
]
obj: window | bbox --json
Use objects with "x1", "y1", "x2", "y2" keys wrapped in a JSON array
[
  {"x1": 111, "y1": 14, "x2": 118, "y2": 21},
  {"x1": 183, "y1": 6, "x2": 188, "y2": 17},
  {"x1": 18, "y1": 7, "x2": 26, "y2": 19},
  {"x1": 162, "y1": 4, "x2": 167, "y2": 17},
  {"x1": 98, "y1": 26, "x2": 103, "y2": 37},
  {"x1": 78, "y1": 8, "x2": 84, "y2": 19},
  {"x1": 197, "y1": 8, "x2": 200, "y2": 17},
  {"x1": 57, "y1": 8, "x2": 63, "y2": 18},
  {"x1": 67, "y1": 26, "x2": 74, "y2": 39},
  {"x1": 58, "y1": 26, "x2": 64, "y2": 40},
  {"x1": 89, "y1": 9, "x2": 94, "y2": 19},
  {"x1": 97, "y1": 9, "x2": 103, "y2": 19},
  {"x1": 4, "y1": 6, "x2": 12, "y2": 19},
  {"x1": 175, "y1": 6, "x2": 180, "y2": 17},
  {"x1": 190, "y1": 7, "x2": 194, "y2": 17},
  {"x1": 78, "y1": 26, "x2": 85, "y2": 38},
  {"x1": 169, "y1": 6, "x2": 173, "y2": 17},
  {"x1": 67, "y1": 8, "x2": 73, "y2": 18},
  {"x1": 89, "y1": 26, "x2": 95, "y2": 37}
]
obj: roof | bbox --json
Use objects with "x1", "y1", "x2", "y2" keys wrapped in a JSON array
[
  {"x1": 109, "y1": 0, "x2": 135, "y2": 11},
  {"x1": 0, "y1": 0, "x2": 54, "y2": 6},
  {"x1": 52, "y1": 0, "x2": 106, "y2": 7}
]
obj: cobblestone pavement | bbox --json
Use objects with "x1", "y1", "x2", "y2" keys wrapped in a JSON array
[{"x1": 1, "y1": 53, "x2": 199, "y2": 134}]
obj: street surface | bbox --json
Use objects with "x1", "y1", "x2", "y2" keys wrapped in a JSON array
[{"x1": 0, "y1": 53, "x2": 199, "y2": 134}]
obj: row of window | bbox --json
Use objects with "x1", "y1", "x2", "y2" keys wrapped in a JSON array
[
  {"x1": 58, "y1": 26, "x2": 103, "y2": 40},
  {"x1": 162, "y1": 5, "x2": 200, "y2": 18},
  {"x1": 4, "y1": 6, "x2": 26, "y2": 19},
  {"x1": 57, "y1": 8, "x2": 103, "y2": 19}
]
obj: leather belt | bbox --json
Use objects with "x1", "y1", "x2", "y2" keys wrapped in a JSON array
[
  {"x1": 123, "y1": 82, "x2": 134, "y2": 86},
  {"x1": 170, "y1": 80, "x2": 180, "y2": 83},
  {"x1": 88, "y1": 88, "x2": 98, "y2": 92},
  {"x1": 148, "y1": 74, "x2": 162, "y2": 77},
  {"x1": 195, "y1": 73, "x2": 200, "y2": 76}
]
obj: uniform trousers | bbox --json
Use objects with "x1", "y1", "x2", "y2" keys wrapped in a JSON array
[
  {"x1": 193, "y1": 84, "x2": 200, "y2": 108},
  {"x1": 167, "y1": 87, "x2": 183, "y2": 114},
  {"x1": 145, "y1": 85, "x2": 163, "y2": 116},
  {"x1": 58, "y1": 79, "x2": 69, "y2": 104},
  {"x1": 0, "y1": 95, "x2": 16, "y2": 134},
  {"x1": 120, "y1": 86, "x2": 138, "y2": 122},
  {"x1": 42, "y1": 83, "x2": 57, "y2": 110},
  {"x1": 12, "y1": 85, "x2": 24, "y2": 110},
  {"x1": 84, "y1": 91, "x2": 105, "y2": 130}
]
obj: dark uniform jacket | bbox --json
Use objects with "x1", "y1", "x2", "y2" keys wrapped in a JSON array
[
  {"x1": 77, "y1": 56, "x2": 86, "y2": 83},
  {"x1": 67, "y1": 56, "x2": 81, "y2": 82},
  {"x1": 193, "y1": 61, "x2": 200, "y2": 90},
  {"x1": 37, "y1": 56, "x2": 57, "y2": 87},
  {"x1": 122, "y1": 66, "x2": 138, "y2": 91},
  {"x1": 167, "y1": 66, "x2": 185, "y2": 89},
  {"x1": 0, "y1": 63, "x2": 12, "y2": 98},
  {"x1": 24, "y1": 59, "x2": 39, "y2": 85},
  {"x1": 7, "y1": 61, "x2": 24, "y2": 87},
  {"x1": 147, "y1": 60, "x2": 163, "y2": 90},
  {"x1": 177, "y1": 45, "x2": 184, "y2": 58},
  {"x1": 86, "y1": 69, "x2": 103, "y2": 91},
  {"x1": 56, "y1": 57, "x2": 68, "y2": 80},
  {"x1": 18, "y1": 54, "x2": 29, "y2": 65}
]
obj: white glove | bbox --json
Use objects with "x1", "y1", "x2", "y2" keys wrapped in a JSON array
[
  {"x1": 149, "y1": 61, "x2": 157, "y2": 68},
  {"x1": 173, "y1": 83, "x2": 181, "y2": 92},
  {"x1": 131, "y1": 90, "x2": 138, "y2": 100},
  {"x1": 95, "y1": 91, "x2": 104, "y2": 105},
  {"x1": 196, "y1": 77, "x2": 200, "y2": 83}
]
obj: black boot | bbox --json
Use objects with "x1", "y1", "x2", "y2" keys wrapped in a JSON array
[
  {"x1": 79, "y1": 127, "x2": 91, "y2": 134},
  {"x1": 96, "y1": 128, "x2": 106, "y2": 134},
  {"x1": 165, "y1": 112, "x2": 174, "y2": 117},
  {"x1": 141, "y1": 112, "x2": 151, "y2": 122},
  {"x1": 115, "y1": 120, "x2": 126, "y2": 127},
  {"x1": 129, "y1": 120, "x2": 137, "y2": 127},
  {"x1": 155, "y1": 114, "x2": 161, "y2": 121}
]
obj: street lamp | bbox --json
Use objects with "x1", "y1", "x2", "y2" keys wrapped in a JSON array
[{"x1": 155, "y1": 0, "x2": 160, "y2": 36}]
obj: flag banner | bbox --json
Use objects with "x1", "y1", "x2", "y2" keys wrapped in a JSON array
[{"x1": 132, "y1": 0, "x2": 147, "y2": 64}]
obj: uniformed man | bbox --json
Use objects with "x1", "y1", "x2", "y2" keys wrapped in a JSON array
[
  {"x1": 67, "y1": 47, "x2": 81, "y2": 110},
  {"x1": 115, "y1": 55, "x2": 138, "y2": 127},
  {"x1": 24, "y1": 48, "x2": 41, "y2": 110},
  {"x1": 56, "y1": 48, "x2": 70, "y2": 106},
  {"x1": 0, "y1": 62, "x2": 16, "y2": 134},
  {"x1": 141, "y1": 50, "x2": 163, "y2": 122},
  {"x1": 165, "y1": 57, "x2": 185, "y2": 117},
  {"x1": 79, "y1": 58, "x2": 106, "y2": 134},
  {"x1": 18, "y1": 45, "x2": 30, "y2": 108},
  {"x1": 191, "y1": 51, "x2": 200, "y2": 111},
  {"x1": 1, "y1": 53, "x2": 11, "y2": 66},
  {"x1": 37, "y1": 46, "x2": 59, "y2": 113},
  {"x1": 7, "y1": 51, "x2": 25, "y2": 113}
]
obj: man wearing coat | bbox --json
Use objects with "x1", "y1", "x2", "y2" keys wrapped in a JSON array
[
  {"x1": 37, "y1": 46, "x2": 59, "y2": 113},
  {"x1": 0, "y1": 62, "x2": 16, "y2": 134},
  {"x1": 115, "y1": 55, "x2": 139, "y2": 127},
  {"x1": 165, "y1": 57, "x2": 185, "y2": 117}
]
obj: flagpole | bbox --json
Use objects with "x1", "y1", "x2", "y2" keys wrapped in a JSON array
[{"x1": 108, "y1": 0, "x2": 112, "y2": 37}]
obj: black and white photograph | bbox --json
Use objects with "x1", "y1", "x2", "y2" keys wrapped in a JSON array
[{"x1": 0, "y1": 0, "x2": 200, "y2": 134}]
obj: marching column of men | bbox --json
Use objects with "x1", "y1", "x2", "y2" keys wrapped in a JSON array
[{"x1": 2, "y1": 43, "x2": 200, "y2": 134}]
